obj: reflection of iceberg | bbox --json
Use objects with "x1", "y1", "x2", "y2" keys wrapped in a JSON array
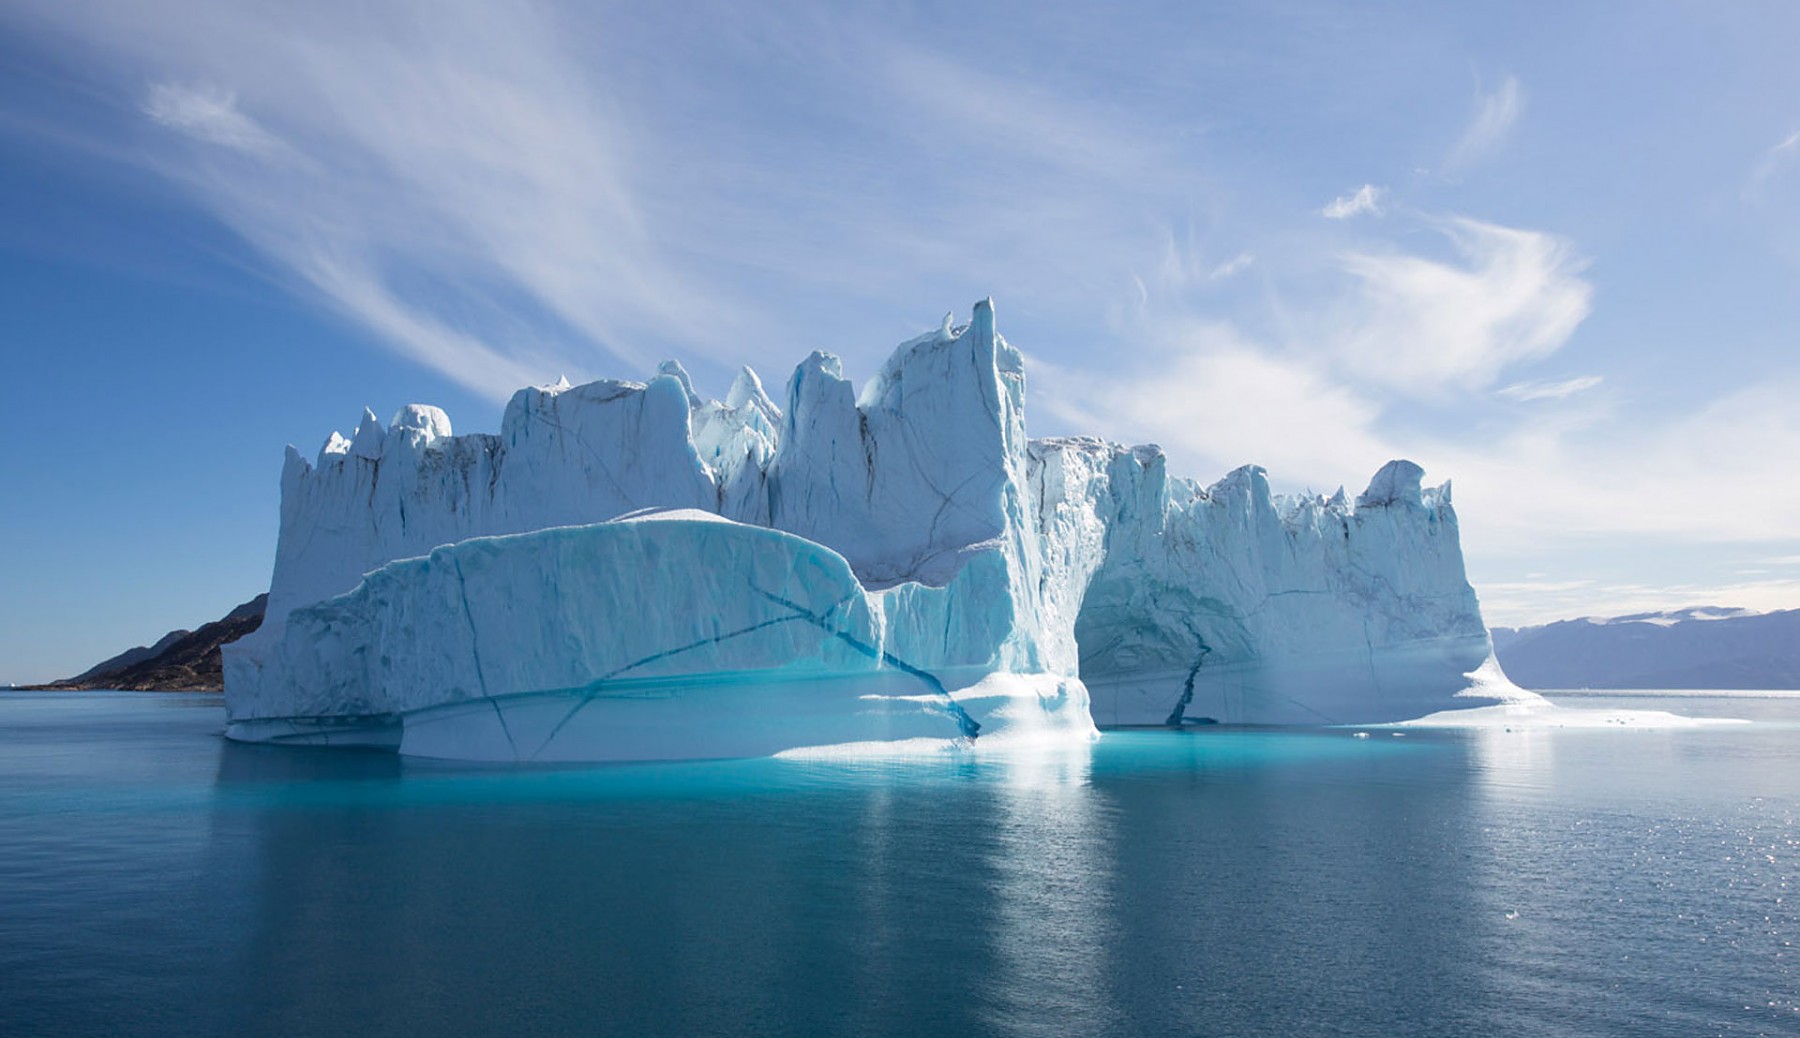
[
  {"x1": 225, "y1": 299, "x2": 1500, "y2": 761},
  {"x1": 982, "y1": 743, "x2": 1113, "y2": 1033}
]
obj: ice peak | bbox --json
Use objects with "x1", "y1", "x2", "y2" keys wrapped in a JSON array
[
  {"x1": 350, "y1": 408, "x2": 385, "y2": 460},
  {"x1": 656, "y1": 360, "x2": 702, "y2": 408},
  {"x1": 1357, "y1": 460, "x2": 1426, "y2": 509},
  {"x1": 385, "y1": 404, "x2": 452, "y2": 454},
  {"x1": 317, "y1": 431, "x2": 352, "y2": 467},
  {"x1": 788, "y1": 351, "x2": 847, "y2": 409},
  {"x1": 969, "y1": 296, "x2": 996, "y2": 348},
  {"x1": 1130, "y1": 443, "x2": 1164, "y2": 466},
  {"x1": 726, "y1": 366, "x2": 782, "y2": 423},
  {"x1": 782, "y1": 351, "x2": 854, "y2": 445},
  {"x1": 390, "y1": 404, "x2": 451, "y2": 439},
  {"x1": 1215, "y1": 463, "x2": 1267, "y2": 487}
]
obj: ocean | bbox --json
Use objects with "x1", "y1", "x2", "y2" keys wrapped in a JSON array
[{"x1": 1, "y1": 690, "x2": 1794, "y2": 1037}]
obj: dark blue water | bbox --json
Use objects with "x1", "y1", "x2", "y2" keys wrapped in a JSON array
[{"x1": 1, "y1": 691, "x2": 1794, "y2": 1037}]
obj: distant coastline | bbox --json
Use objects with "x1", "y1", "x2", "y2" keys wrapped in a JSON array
[
  {"x1": 19, "y1": 595, "x2": 265, "y2": 693},
  {"x1": 1493, "y1": 607, "x2": 1800, "y2": 690}
]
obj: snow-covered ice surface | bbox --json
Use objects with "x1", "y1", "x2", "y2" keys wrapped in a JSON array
[{"x1": 225, "y1": 299, "x2": 1503, "y2": 761}]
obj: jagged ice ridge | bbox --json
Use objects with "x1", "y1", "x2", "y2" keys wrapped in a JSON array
[{"x1": 224, "y1": 299, "x2": 1501, "y2": 760}]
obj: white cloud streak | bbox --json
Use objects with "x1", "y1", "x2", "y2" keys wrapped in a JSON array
[
  {"x1": 142, "y1": 81, "x2": 282, "y2": 156},
  {"x1": 13, "y1": 1, "x2": 761, "y2": 399},
  {"x1": 1321, "y1": 184, "x2": 1383, "y2": 219},
  {"x1": 1745, "y1": 128, "x2": 1800, "y2": 199},
  {"x1": 1331, "y1": 216, "x2": 1591, "y2": 396},
  {"x1": 1496, "y1": 375, "x2": 1602, "y2": 401},
  {"x1": 1209, "y1": 252, "x2": 1254, "y2": 280},
  {"x1": 1035, "y1": 321, "x2": 1393, "y2": 491},
  {"x1": 1446, "y1": 75, "x2": 1521, "y2": 171}
]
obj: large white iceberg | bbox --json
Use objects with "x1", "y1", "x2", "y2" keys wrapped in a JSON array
[{"x1": 224, "y1": 299, "x2": 1500, "y2": 760}]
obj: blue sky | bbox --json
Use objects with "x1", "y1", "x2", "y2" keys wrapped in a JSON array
[{"x1": 4, "y1": 1, "x2": 1800, "y2": 682}]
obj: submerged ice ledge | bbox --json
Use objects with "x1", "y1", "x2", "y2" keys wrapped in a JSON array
[{"x1": 225, "y1": 298, "x2": 1504, "y2": 761}]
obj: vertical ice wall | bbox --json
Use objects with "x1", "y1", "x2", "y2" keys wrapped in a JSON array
[{"x1": 1030, "y1": 441, "x2": 1491, "y2": 724}]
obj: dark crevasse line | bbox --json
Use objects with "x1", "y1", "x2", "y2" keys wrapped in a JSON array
[
  {"x1": 452, "y1": 553, "x2": 519, "y2": 758},
  {"x1": 529, "y1": 613, "x2": 812, "y2": 759},
  {"x1": 1156, "y1": 618, "x2": 1341, "y2": 725},
  {"x1": 1164, "y1": 623, "x2": 1213, "y2": 727},
  {"x1": 750, "y1": 586, "x2": 981, "y2": 740}
]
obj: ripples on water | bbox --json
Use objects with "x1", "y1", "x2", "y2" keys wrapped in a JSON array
[{"x1": 0, "y1": 691, "x2": 1794, "y2": 1037}]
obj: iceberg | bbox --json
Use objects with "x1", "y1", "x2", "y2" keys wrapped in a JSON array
[{"x1": 224, "y1": 299, "x2": 1500, "y2": 760}]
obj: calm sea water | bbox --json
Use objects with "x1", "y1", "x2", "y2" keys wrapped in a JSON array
[{"x1": 0, "y1": 691, "x2": 1794, "y2": 1037}]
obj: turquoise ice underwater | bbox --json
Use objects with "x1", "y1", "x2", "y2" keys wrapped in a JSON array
[{"x1": 1, "y1": 690, "x2": 1795, "y2": 1037}]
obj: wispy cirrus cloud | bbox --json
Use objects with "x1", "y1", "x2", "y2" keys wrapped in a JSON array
[
  {"x1": 1329, "y1": 216, "x2": 1592, "y2": 396},
  {"x1": 1745, "y1": 127, "x2": 1800, "y2": 199},
  {"x1": 1037, "y1": 211, "x2": 1596, "y2": 497},
  {"x1": 11, "y1": 1, "x2": 761, "y2": 399},
  {"x1": 1034, "y1": 319, "x2": 1393, "y2": 490},
  {"x1": 1445, "y1": 75, "x2": 1522, "y2": 171},
  {"x1": 1496, "y1": 375, "x2": 1603, "y2": 402},
  {"x1": 1321, "y1": 184, "x2": 1383, "y2": 219},
  {"x1": 142, "y1": 81, "x2": 282, "y2": 156},
  {"x1": 1208, "y1": 252, "x2": 1254, "y2": 280}
]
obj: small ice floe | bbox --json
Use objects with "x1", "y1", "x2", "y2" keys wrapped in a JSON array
[
  {"x1": 1387, "y1": 656, "x2": 1747, "y2": 729},
  {"x1": 1398, "y1": 702, "x2": 1747, "y2": 730}
]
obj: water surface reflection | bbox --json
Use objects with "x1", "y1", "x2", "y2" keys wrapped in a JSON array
[{"x1": 5, "y1": 694, "x2": 1793, "y2": 1037}]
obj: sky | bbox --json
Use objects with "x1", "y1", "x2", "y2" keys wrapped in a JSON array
[{"x1": 3, "y1": 0, "x2": 1800, "y2": 683}]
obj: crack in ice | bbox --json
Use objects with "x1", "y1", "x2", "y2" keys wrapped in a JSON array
[{"x1": 750, "y1": 585, "x2": 981, "y2": 739}]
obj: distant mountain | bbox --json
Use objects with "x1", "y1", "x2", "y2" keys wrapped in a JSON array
[
  {"x1": 27, "y1": 595, "x2": 267, "y2": 692},
  {"x1": 1491, "y1": 607, "x2": 1800, "y2": 690},
  {"x1": 66, "y1": 627, "x2": 193, "y2": 683}
]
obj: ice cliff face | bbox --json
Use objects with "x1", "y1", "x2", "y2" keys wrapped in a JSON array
[{"x1": 225, "y1": 299, "x2": 1498, "y2": 760}]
